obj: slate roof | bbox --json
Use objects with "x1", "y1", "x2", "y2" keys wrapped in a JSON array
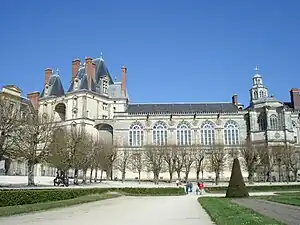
[
  {"x1": 127, "y1": 103, "x2": 239, "y2": 114},
  {"x1": 40, "y1": 74, "x2": 65, "y2": 98},
  {"x1": 68, "y1": 58, "x2": 113, "y2": 93}
]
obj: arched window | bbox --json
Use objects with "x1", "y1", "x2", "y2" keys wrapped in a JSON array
[
  {"x1": 200, "y1": 121, "x2": 215, "y2": 145},
  {"x1": 176, "y1": 121, "x2": 192, "y2": 145},
  {"x1": 129, "y1": 122, "x2": 144, "y2": 146},
  {"x1": 224, "y1": 120, "x2": 239, "y2": 145},
  {"x1": 254, "y1": 91, "x2": 258, "y2": 100},
  {"x1": 258, "y1": 112, "x2": 267, "y2": 131},
  {"x1": 153, "y1": 121, "x2": 168, "y2": 145},
  {"x1": 259, "y1": 90, "x2": 264, "y2": 98},
  {"x1": 269, "y1": 114, "x2": 278, "y2": 130}
]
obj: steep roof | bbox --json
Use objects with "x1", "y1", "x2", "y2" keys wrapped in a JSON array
[
  {"x1": 40, "y1": 73, "x2": 65, "y2": 98},
  {"x1": 127, "y1": 103, "x2": 239, "y2": 114}
]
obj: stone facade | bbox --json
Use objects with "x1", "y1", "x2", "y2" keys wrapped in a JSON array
[{"x1": 3, "y1": 56, "x2": 300, "y2": 181}]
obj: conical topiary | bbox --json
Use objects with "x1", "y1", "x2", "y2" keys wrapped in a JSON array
[{"x1": 226, "y1": 158, "x2": 249, "y2": 198}]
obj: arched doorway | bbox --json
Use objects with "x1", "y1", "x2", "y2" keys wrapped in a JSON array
[{"x1": 54, "y1": 103, "x2": 66, "y2": 121}]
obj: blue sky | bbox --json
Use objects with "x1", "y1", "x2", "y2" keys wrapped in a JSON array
[{"x1": 0, "y1": 0, "x2": 299, "y2": 106}]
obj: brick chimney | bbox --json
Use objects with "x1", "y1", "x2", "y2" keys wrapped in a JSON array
[
  {"x1": 44, "y1": 68, "x2": 52, "y2": 86},
  {"x1": 121, "y1": 65, "x2": 127, "y2": 96},
  {"x1": 27, "y1": 91, "x2": 40, "y2": 110},
  {"x1": 290, "y1": 88, "x2": 300, "y2": 110},
  {"x1": 232, "y1": 94, "x2": 238, "y2": 105},
  {"x1": 85, "y1": 57, "x2": 95, "y2": 90},
  {"x1": 72, "y1": 58, "x2": 80, "y2": 80}
]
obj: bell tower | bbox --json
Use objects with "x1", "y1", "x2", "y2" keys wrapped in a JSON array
[{"x1": 249, "y1": 66, "x2": 269, "y2": 103}]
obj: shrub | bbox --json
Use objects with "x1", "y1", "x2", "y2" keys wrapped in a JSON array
[
  {"x1": 226, "y1": 158, "x2": 249, "y2": 198},
  {"x1": 0, "y1": 187, "x2": 184, "y2": 207}
]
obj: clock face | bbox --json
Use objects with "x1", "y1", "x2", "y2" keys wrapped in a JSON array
[{"x1": 274, "y1": 133, "x2": 280, "y2": 139}]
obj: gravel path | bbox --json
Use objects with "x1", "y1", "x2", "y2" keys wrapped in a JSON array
[
  {"x1": 232, "y1": 198, "x2": 300, "y2": 225},
  {"x1": 0, "y1": 195, "x2": 214, "y2": 225}
]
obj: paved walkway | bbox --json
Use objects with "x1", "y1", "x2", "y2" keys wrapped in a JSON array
[
  {"x1": 0, "y1": 196, "x2": 214, "y2": 225},
  {"x1": 232, "y1": 198, "x2": 300, "y2": 225}
]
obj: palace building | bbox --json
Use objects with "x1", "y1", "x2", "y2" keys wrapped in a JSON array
[{"x1": 3, "y1": 55, "x2": 300, "y2": 180}]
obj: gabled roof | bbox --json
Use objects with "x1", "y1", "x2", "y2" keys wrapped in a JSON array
[{"x1": 127, "y1": 103, "x2": 239, "y2": 114}]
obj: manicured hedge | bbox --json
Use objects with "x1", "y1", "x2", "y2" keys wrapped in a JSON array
[
  {"x1": 0, "y1": 187, "x2": 185, "y2": 207},
  {"x1": 205, "y1": 184, "x2": 300, "y2": 193}
]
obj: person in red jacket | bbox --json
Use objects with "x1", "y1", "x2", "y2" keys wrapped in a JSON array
[{"x1": 199, "y1": 182, "x2": 205, "y2": 195}]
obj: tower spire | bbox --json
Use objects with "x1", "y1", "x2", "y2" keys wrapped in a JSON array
[{"x1": 254, "y1": 65, "x2": 260, "y2": 74}]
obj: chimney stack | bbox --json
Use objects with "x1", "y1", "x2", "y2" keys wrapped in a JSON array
[
  {"x1": 27, "y1": 91, "x2": 40, "y2": 110},
  {"x1": 232, "y1": 94, "x2": 238, "y2": 105},
  {"x1": 85, "y1": 57, "x2": 95, "y2": 90},
  {"x1": 290, "y1": 88, "x2": 300, "y2": 110},
  {"x1": 121, "y1": 65, "x2": 127, "y2": 96},
  {"x1": 72, "y1": 58, "x2": 81, "y2": 80},
  {"x1": 44, "y1": 68, "x2": 52, "y2": 86}
]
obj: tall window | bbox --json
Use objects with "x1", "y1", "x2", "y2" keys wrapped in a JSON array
[
  {"x1": 176, "y1": 121, "x2": 192, "y2": 145},
  {"x1": 269, "y1": 114, "x2": 278, "y2": 130},
  {"x1": 259, "y1": 90, "x2": 264, "y2": 98},
  {"x1": 254, "y1": 91, "x2": 258, "y2": 99},
  {"x1": 258, "y1": 112, "x2": 267, "y2": 131},
  {"x1": 103, "y1": 79, "x2": 108, "y2": 94},
  {"x1": 153, "y1": 121, "x2": 168, "y2": 145},
  {"x1": 129, "y1": 122, "x2": 144, "y2": 146},
  {"x1": 224, "y1": 120, "x2": 239, "y2": 145},
  {"x1": 200, "y1": 121, "x2": 215, "y2": 145}
]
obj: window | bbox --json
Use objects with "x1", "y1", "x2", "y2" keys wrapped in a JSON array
[
  {"x1": 224, "y1": 120, "x2": 239, "y2": 145},
  {"x1": 153, "y1": 121, "x2": 168, "y2": 145},
  {"x1": 200, "y1": 121, "x2": 215, "y2": 145},
  {"x1": 103, "y1": 79, "x2": 108, "y2": 94},
  {"x1": 176, "y1": 121, "x2": 192, "y2": 145},
  {"x1": 129, "y1": 122, "x2": 144, "y2": 146},
  {"x1": 102, "y1": 103, "x2": 108, "y2": 110},
  {"x1": 258, "y1": 113, "x2": 267, "y2": 131},
  {"x1": 269, "y1": 114, "x2": 278, "y2": 130},
  {"x1": 259, "y1": 90, "x2": 264, "y2": 98},
  {"x1": 254, "y1": 91, "x2": 258, "y2": 99}
]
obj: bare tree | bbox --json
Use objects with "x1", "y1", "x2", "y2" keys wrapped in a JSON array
[
  {"x1": 162, "y1": 145, "x2": 177, "y2": 182},
  {"x1": 208, "y1": 144, "x2": 227, "y2": 185},
  {"x1": 239, "y1": 141, "x2": 259, "y2": 183},
  {"x1": 193, "y1": 146, "x2": 205, "y2": 181},
  {"x1": 272, "y1": 145, "x2": 285, "y2": 182},
  {"x1": 98, "y1": 143, "x2": 117, "y2": 180},
  {"x1": 182, "y1": 146, "x2": 195, "y2": 181},
  {"x1": 283, "y1": 145, "x2": 299, "y2": 182},
  {"x1": 257, "y1": 146, "x2": 274, "y2": 183},
  {"x1": 143, "y1": 145, "x2": 164, "y2": 184},
  {"x1": 174, "y1": 146, "x2": 185, "y2": 180},
  {"x1": 47, "y1": 128, "x2": 71, "y2": 175},
  {"x1": 130, "y1": 151, "x2": 144, "y2": 183},
  {"x1": 115, "y1": 148, "x2": 131, "y2": 182},
  {"x1": 11, "y1": 112, "x2": 55, "y2": 186},
  {"x1": 0, "y1": 96, "x2": 24, "y2": 173},
  {"x1": 67, "y1": 127, "x2": 88, "y2": 185}
]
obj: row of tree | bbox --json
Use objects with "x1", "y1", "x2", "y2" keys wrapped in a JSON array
[{"x1": 0, "y1": 96, "x2": 299, "y2": 185}]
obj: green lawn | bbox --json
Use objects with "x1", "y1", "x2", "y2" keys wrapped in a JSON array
[
  {"x1": 0, "y1": 193, "x2": 121, "y2": 217},
  {"x1": 261, "y1": 192, "x2": 300, "y2": 207},
  {"x1": 198, "y1": 197, "x2": 284, "y2": 225}
]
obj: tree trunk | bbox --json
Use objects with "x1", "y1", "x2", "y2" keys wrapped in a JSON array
[
  {"x1": 185, "y1": 170, "x2": 190, "y2": 181},
  {"x1": 121, "y1": 169, "x2": 126, "y2": 183},
  {"x1": 215, "y1": 170, "x2": 219, "y2": 185},
  {"x1": 4, "y1": 159, "x2": 11, "y2": 175},
  {"x1": 278, "y1": 164, "x2": 282, "y2": 182},
  {"x1": 74, "y1": 168, "x2": 79, "y2": 185},
  {"x1": 27, "y1": 161, "x2": 35, "y2": 186},
  {"x1": 94, "y1": 168, "x2": 98, "y2": 182},
  {"x1": 176, "y1": 170, "x2": 181, "y2": 179},
  {"x1": 169, "y1": 170, "x2": 173, "y2": 183},
  {"x1": 82, "y1": 169, "x2": 87, "y2": 184},
  {"x1": 201, "y1": 170, "x2": 204, "y2": 180},
  {"x1": 138, "y1": 171, "x2": 141, "y2": 184},
  {"x1": 196, "y1": 169, "x2": 200, "y2": 181},
  {"x1": 286, "y1": 168, "x2": 290, "y2": 183},
  {"x1": 89, "y1": 168, "x2": 93, "y2": 183},
  {"x1": 100, "y1": 170, "x2": 103, "y2": 182},
  {"x1": 154, "y1": 171, "x2": 159, "y2": 184},
  {"x1": 248, "y1": 171, "x2": 254, "y2": 184},
  {"x1": 293, "y1": 170, "x2": 298, "y2": 182}
]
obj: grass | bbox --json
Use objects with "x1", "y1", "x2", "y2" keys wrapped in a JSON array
[
  {"x1": 260, "y1": 192, "x2": 300, "y2": 207},
  {"x1": 198, "y1": 197, "x2": 284, "y2": 225},
  {"x1": 0, "y1": 192, "x2": 121, "y2": 217}
]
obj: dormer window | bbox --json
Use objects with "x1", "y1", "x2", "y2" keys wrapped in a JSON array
[{"x1": 103, "y1": 76, "x2": 109, "y2": 94}]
